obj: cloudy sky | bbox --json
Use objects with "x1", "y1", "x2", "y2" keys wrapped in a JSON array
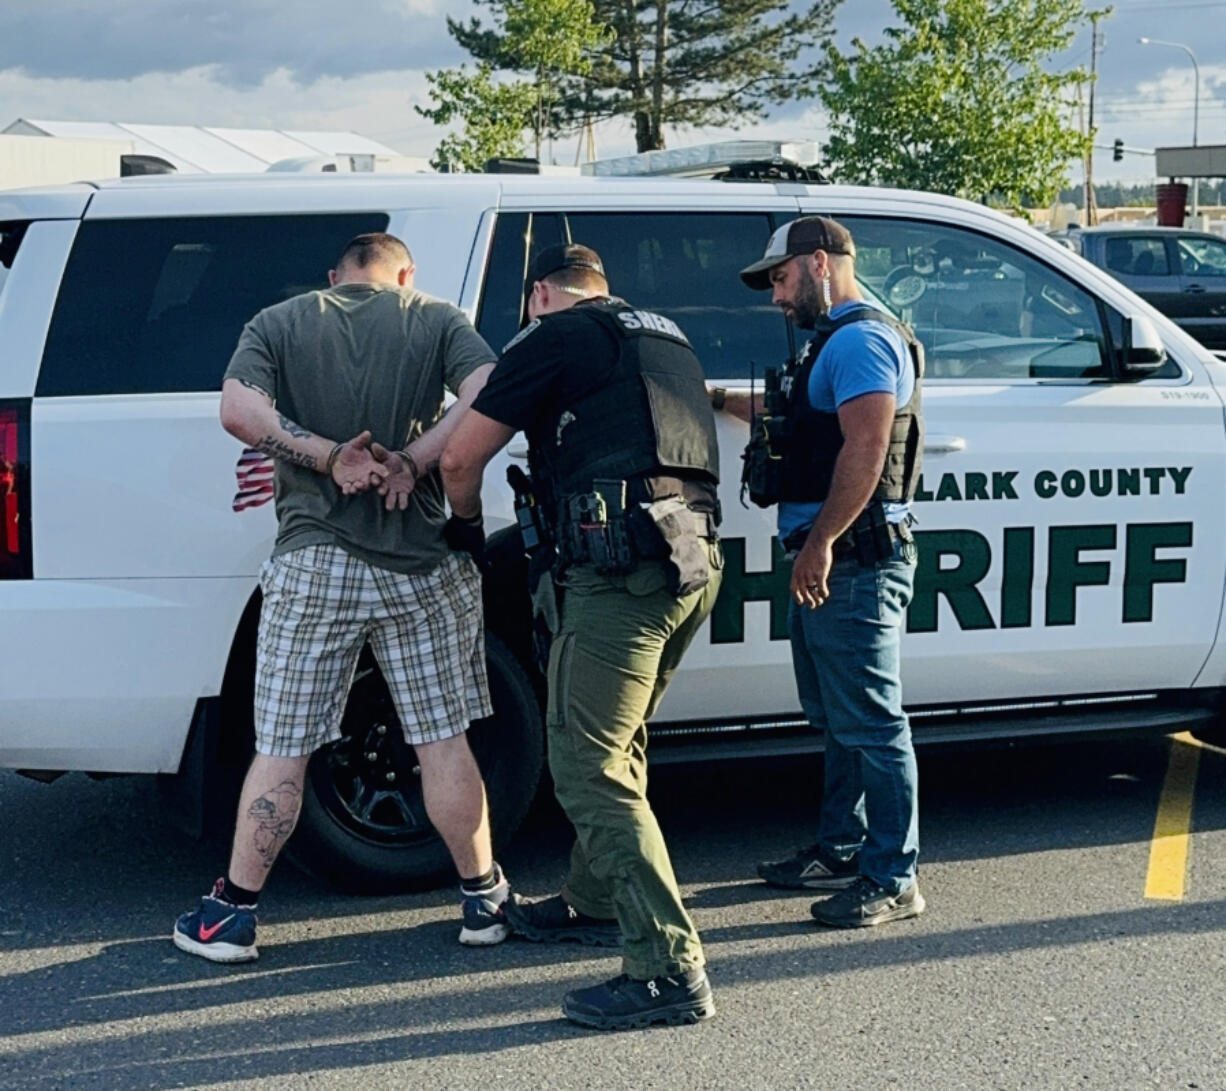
[{"x1": 0, "y1": 0, "x2": 1221, "y2": 185}]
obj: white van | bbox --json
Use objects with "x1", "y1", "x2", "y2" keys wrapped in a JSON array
[{"x1": 3, "y1": 171, "x2": 1224, "y2": 890}]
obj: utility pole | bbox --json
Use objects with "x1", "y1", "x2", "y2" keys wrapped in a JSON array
[
  {"x1": 1085, "y1": 11, "x2": 1108, "y2": 227},
  {"x1": 1078, "y1": 82, "x2": 1088, "y2": 225}
]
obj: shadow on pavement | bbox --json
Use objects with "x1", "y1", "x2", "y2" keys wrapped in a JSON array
[{"x1": 2, "y1": 896, "x2": 1223, "y2": 1089}]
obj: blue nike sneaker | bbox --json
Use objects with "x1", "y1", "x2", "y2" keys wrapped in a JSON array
[{"x1": 173, "y1": 879, "x2": 259, "y2": 963}]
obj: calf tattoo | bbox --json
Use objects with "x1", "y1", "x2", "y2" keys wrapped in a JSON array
[{"x1": 247, "y1": 780, "x2": 302, "y2": 869}]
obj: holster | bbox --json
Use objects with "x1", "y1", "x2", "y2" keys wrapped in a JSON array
[
  {"x1": 637, "y1": 496, "x2": 717, "y2": 596},
  {"x1": 527, "y1": 540, "x2": 561, "y2": 675},
  {"x1": 846, "y1": 501, "x2": 889, "y2": 565}
]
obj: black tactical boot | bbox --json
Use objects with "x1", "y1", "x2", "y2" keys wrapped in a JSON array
[
  {"x1": 562, "y1": 969, "x2": 716, "y2": 1030},
  {"x1": 503, "y1": 893, "x2": 622, "y2": 947}
]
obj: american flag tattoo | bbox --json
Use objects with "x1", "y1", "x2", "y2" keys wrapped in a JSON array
[{"x1": 233, "y1": 447, "x2": 275, "y2": 512}]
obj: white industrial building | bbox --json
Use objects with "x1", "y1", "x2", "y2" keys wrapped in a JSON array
[{"x1": 0, "y1": 120, "x2": 427, "y2": 188}]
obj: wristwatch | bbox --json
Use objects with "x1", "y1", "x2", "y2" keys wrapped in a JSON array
[{"x1": 710, "y1": 386, "x2": 727, "y2": 411}]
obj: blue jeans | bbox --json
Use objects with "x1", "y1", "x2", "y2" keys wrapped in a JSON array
[{"x1": 787, "y1": 542, "x2": 919, "y2": 894}]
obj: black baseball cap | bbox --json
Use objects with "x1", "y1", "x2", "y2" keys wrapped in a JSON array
[
  {"x1": 739, "y1": 216, "x2": 856, "y2": 290},
  {"x1": 527, "y1": 243, "x2": 606, "y2": 287}
]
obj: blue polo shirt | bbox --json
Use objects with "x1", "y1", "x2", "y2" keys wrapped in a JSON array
[{"x1": 777, "y1": 302, "x2": 914, "y2": 543}]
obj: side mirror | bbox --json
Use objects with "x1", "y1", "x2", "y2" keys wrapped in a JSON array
[{"x1": 1121, "y1": 315, "x2": 1168, "y2": 377}]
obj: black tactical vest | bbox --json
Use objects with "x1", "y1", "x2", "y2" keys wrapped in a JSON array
[
  {"x1": 527, "y1": 299, "x2": 720, "y2": 515},
  {"x1": 777, "y1": 307, "x2": 924, "y2": 504}
]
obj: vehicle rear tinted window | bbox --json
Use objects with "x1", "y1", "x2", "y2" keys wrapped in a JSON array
[
  {"x1": 1102, "y1": 236, "x2": 1171, "y2": 277},
  {"x1": 0, "y1": 221, "x2": 29, "y2": 305},
  {"x1": 478, "y1": 210, "x2": 789, "y2": 380},
  {"x1": 37, "y1": 213, "x2": 390, "y2": 396},
  {"x1": 565, "y1": 212, "x2": 789, "y2": 380},
  {"x1": 476, "y1": 212, "x2": 564, "y2": 352}
]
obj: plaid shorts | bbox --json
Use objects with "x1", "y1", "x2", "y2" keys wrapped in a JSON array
[{"x1": 254, "y1": 545, "x2": 493, "y2": 757}]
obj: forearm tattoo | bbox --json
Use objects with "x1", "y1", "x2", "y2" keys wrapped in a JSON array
[
  {"x1": 278, "y1": 412, "x2": 313, "y2": 440},
  {"x1": 256, "y1": 434, "x2": 319, "y2": 469},
  {"x1": 246, "y1": 779, "x2": 302, "y2": 870}
]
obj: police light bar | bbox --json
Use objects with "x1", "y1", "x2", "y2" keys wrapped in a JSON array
[{"x1": 582, "y1": 139, "x2": 821, "y2": 178}]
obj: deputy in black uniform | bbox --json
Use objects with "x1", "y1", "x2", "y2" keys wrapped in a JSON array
[{"x1": 440, "y1": 244, "x2": 722, "y2": 1030}]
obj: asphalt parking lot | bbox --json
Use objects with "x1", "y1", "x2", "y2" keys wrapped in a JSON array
[{"x1": 1, "y1": 733, "x2": 1225, "y2": 1091}]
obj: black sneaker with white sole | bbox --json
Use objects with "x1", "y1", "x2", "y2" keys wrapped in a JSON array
[
  {"x1": 503, "y1": 893, "x2": 622, "y2": 947},
  {"x1": 756, "y1": 843, "x2": 860, "y2": 890},
  {"x1": 811, "y1": 877, "x2": 925, "y2": 928},
  {"x1": 458, "y1": 865, "x2": 511, "y2": 946},
  {"x1": 563, "y1": 969, "x2": 716, "y2": 1030}
]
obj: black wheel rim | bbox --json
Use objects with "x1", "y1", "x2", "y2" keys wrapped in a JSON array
[
  {"x1": 307, "y1": 644, "x2": 514, "y2": 848},
  {"x1": 309, "y1": 650, "x2": 433, "y2": 848}
]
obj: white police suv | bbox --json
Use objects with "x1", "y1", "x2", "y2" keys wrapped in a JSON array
[{"x1": 2, "y1": 169, "x2": 1223, "y2": 890}]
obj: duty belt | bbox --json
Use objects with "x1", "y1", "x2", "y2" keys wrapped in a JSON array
[
  {"x1": 558, "y1": 506, "x2": 718, "y2": 566},
  {"x1": 782, "y1": 515, "x2": 911, "y2": 563}
]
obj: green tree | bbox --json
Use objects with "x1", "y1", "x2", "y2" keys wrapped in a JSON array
[
  {"x1": 819, "y1": 0, "x2": 1094, "y2": 208},
  {"x1": 424, "y1": 0, "x2": 609, "y2": 164},
  {"x1": 451, "y1": 0, "x2": 842, "y2": 154},
  {"x1": 415, "y1": 65, "x2": 538, "y2": 172},
  {"x1": 504, "y1": 0, "x2": 612, "y2": 157}
]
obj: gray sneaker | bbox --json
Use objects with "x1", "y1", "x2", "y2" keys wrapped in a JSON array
[
  {"x1": 757, "y1": 843, "x2": 860, "y2": 890},
  {"x1": 811, "y1": 877, "x2": 925, "y2": 928}
]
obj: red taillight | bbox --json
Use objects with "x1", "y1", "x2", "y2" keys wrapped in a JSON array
[{"x1": 0, "y1": 401, "x2": 30, "y2": 579}]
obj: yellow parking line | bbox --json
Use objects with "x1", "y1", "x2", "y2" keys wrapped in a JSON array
[{"x1": 1144, "y1": 732, "x2": 1201, "y2": 901}]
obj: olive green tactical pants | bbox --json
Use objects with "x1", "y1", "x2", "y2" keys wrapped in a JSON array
[{"x1": 545, "y1": 542, "x2": 722, "y2": 980}]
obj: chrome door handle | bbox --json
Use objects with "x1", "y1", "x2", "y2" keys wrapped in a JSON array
[{"x1": 924, "y1": 435, "x2": 967, "y2": 454}]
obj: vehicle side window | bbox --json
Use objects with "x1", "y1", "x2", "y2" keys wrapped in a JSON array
[
  {"x1": 1103, "y1": 236, "x2": 1172, "y2": 277},
  {"x1": 559, "y1": 212, "x2": 789, "y2": 380},
  {"x1": 1177, "y1": 235, "x2": 1226, "y2": 277},
  {"x1": 37, "y1": 213, "x2": 390, "y2": 397},
  {"x1": 844, "y1": 217, "x2": 1110, "y2": 382},
  {"x1": 0, "y1": 221, "x2": 29, "y2": 304},
  {"x1": 476, "y1": 212, "x2": 564, "y2": 353}
]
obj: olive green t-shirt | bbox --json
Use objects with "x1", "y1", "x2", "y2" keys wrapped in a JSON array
[{"x1": 224, "y1": 283, "x2": 495, "y2": 574}]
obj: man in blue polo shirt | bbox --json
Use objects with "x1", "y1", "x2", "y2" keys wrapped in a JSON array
[{"x1": 731, "y1": 215, "x2": 925, "y2": 928}]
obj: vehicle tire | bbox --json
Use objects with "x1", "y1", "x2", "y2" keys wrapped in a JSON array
[{"x1": 286, "y1": 632, "x2": 544, "y2": 893}]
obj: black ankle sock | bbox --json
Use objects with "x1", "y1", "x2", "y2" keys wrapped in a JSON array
[
  {"x1": 460, "y1": 865, "x2": 499, "y2": 895},
  {"x1": 220, "y1": 878, "x2": 259, "y2": 907}
]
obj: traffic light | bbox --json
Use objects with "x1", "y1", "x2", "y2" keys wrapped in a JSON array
[{"x1": 1113, "y1": 138, "x2": 1124, "y2": 162}]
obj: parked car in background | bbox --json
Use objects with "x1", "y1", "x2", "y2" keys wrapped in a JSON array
[{"x1": 1065, "y1": 226, "x2": 1226, "y2": 349}]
